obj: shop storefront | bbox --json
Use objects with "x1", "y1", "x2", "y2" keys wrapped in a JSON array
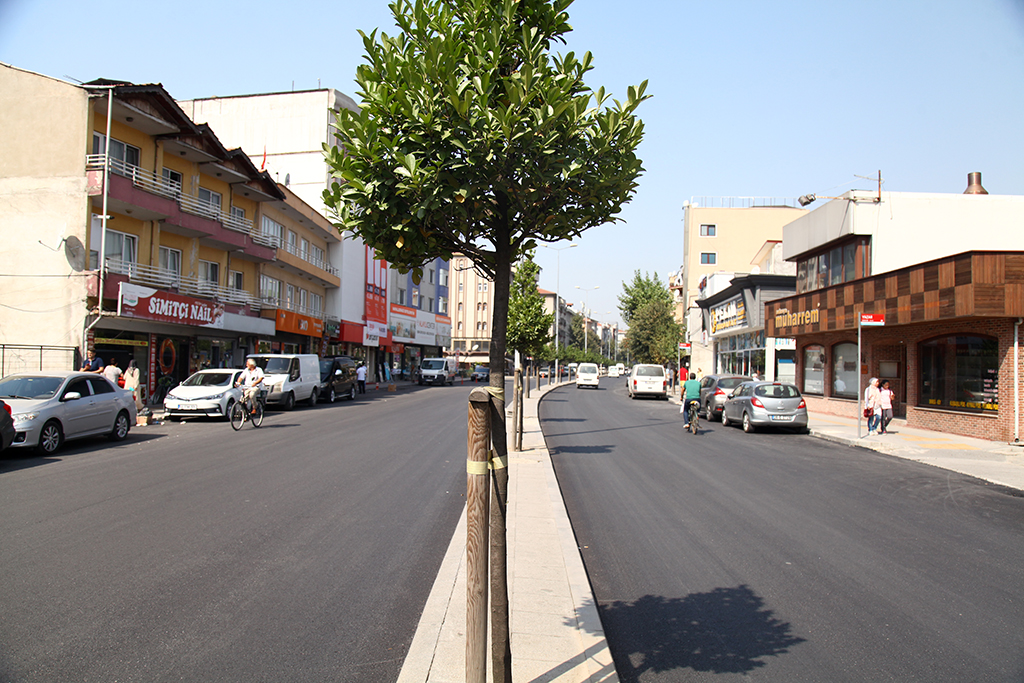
[
  {"x1": 697, "y1": 274, "x2": 797, "y2": 382},
  {"x1": 388, "y1": 304, "x2": 452, "y2": 379},
  {"x1": 765, "y1": 251, "x2": 1024, "y2": 442},
  {"x1": 259, "y1": 309, "x2": 325, "y2": 355},
  {"x1": 93, "y1": 282, "x2": 274, "y2": 406}
]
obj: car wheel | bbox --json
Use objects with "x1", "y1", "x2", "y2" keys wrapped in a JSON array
[
  {"x1": 328, "y1": 387, "x2": 336, "y2": 403},
  {"x1": 307, "y1": 388, "x2": 318, "y2": 407},
  {"x1": 705, "y1": 403, "x2": 715, "y2": 421},
  {"x1": 109, "y1": 411, "x2": 131, "y2": 441},
  {"x1": 742, "y1": 412, "x2": 755, "y2": 433},
  {"x1": 224, "y1": 399, "x2": 235, "y2": 419},
  {"x1": 37, "y1": 420, "x2": 63, "y2": 454},
  {"x1": 283, "y1": 392, "x2": 296, "y2": 411},
  {"x1": 721, "y1": 411, "x2": 731, "y2": 427},
  {"x1": 349, "y1": 386, "x2": 357, "y2": 401}
]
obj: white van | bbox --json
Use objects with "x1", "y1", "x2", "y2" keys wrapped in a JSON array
[
  {"x1": 420, "y1": 357, "x2": 457, "y2": 385},
  {"x1": 247, "y1": 354, "x2": 321, "y2": 409},
  {"x1": 576, "y1": 363, "x2": 600, "y2": 389}
]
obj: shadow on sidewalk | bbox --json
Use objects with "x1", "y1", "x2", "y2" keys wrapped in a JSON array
[{"x1": 575, "y1": 587, "x2": 805, "y2": 681}]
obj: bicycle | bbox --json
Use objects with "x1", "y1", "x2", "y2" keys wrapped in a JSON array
[
  {"x1": 685, "y1": 399, "x2": 700, "y2": 435},
  {"x1": 230, "y1": 388, "x2": 265, "y2": 430}
]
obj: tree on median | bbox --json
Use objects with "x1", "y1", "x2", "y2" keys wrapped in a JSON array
[
  {"x1": 322, "y1": 0, "x2": 648, "y2": 676},
  {"x1": 507, "y1": 251, "x2": 553, "y2": 360}
]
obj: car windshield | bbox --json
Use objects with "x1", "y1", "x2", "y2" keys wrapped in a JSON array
[
  {"x1": 754, "y1": 384, "x2": 801, "y2": 399},
  {"x1": 250, "y1": 357, "x2": 291, "y2": 374},
  {"x1": 319, "y1": 360, "x2": 334, "y2": 380},
  {"x1": 718, "y1": 377, "x2": 748, "y2": 389},
  {"x1": 0, "y1": 375, "x2": 64, "y2": 400},
  {"x1": 421, "y1": 360, "x2": 445, "y2": 370},
  {"x1": 579, "y1": 364, "x2": 598, "y2": 374},
  {"x1": 473, "y1": 366, "x2": 488, "y2": 373},
  {"x1": 181, "y1": 372, "x2": 234, "y2": 387},
  {"x1": 636, "y1": 366, "x2": 664, "y2": 377}
]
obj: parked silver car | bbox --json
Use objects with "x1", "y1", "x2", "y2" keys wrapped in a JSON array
[
  {"x1": 163, "y1": 369, "x2": 244, "y2": 420},
  {"x1": 721, "y1": 381, "x2": 808, "y2": 433},
  {"x1": 699, "y1": 374, "x2": 751, "y2": 421},
  {"x1": 0, "y1": 372, "x2": 137, "y2": 454}
]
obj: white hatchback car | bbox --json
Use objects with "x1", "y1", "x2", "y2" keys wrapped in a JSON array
[
  {"x1": 163, "y1": 369, "x2": 243, "y2": 421},
  {"x1": 576, "y1": 362, "x2": 600, "y2": 389},
  {"x1": 628, "y1": 364, "x2": 668, "y2": 400}
]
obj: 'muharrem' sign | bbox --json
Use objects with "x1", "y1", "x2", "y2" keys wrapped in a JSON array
[{"x1": 774, "y1": 307, "x2": 819, "y2": 329}]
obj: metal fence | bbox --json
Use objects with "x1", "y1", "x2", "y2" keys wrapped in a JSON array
[{"x1": 1, "y1": 345, "x2": 80, "y2": 377}]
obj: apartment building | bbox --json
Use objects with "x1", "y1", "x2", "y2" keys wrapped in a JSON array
[
  {"x1": 449, "y1": 255, "x2": 494, "y2": 369},
  {"x1": 0, "y1": 64, "x2": 290, "y2": 402},
  {"x1": 257, "y1": 184, "x2": 341, "y2": 355},
  {"x1": 538, "y1": 289, "x2": 575, "y2": 350},
  {"x1": 680, "y1": 199, "x2": 806, "y2": 373}
]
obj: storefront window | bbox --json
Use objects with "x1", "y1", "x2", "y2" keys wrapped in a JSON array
[
  {"x1": 919, "y1": 335, "x2": 999, "y2": 412},
  {"x1": 803, "y1": 345, "x2": 825, "y2": 395},
  {"x1": 832, "y1": 342, "x2": 858, "y2": 398}
]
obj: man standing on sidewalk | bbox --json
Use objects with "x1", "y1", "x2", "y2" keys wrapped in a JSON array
[{"x1": 356, "y1": 363, "x2": 367, "y2": 394}]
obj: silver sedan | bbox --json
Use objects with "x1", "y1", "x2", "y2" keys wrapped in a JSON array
[
  {"x1": 1, "y1": 372, "x2": 137, "y2": 454},
  {"x1": 721, "y1": 381, "x2": 808, "y2": 433}
]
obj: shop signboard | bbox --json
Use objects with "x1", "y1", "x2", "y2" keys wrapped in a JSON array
[
  {"x1": 390, "y1": 304, "x2": 418, "y2": 343},
  {"x1": 415, "y1": 313, "x2": 437, "y2": 346},
  {"x1": 118, "y1": 282, "x2": 224, "y2": 329},
  {"x1": 365, "y1": 247, "x2": 388, "y2": 328},
  {"x1": 435, "y1": 315, "x2": 452, "y2": 349},
  {"x1": 710, "y1": 296, "x2": 747, "y2": 334},
  {"x1": 275, "y1": 310, "x2": 324, "y2": 337}
]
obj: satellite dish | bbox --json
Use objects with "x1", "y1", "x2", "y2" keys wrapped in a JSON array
[
  {"x1": 64, "y1": 236, "x2": 87, "y2": 272},
  {"x1": 750, "y1": 265, "x2": 761, "y2": 275}
]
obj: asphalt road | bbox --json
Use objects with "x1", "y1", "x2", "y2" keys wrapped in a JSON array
[
  {"x1": 0, "y1": 381, "x2": 482, "y2": 682},
  {"x1": 542, "y1": 377, "x2": 1024, "y2": 682}
]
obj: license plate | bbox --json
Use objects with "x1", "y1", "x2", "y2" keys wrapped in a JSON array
[
  {"x1": 770, "y1": 415, "x2": 793, "y2": 421},
  {"x1": 181, "y1": 404, "x2": 197, "y2": 410}
]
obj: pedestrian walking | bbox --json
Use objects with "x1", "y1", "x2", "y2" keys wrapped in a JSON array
[
  {"x1": 123, "y1": 359, "x2": 142, "y2": 411},
  {"x1": 864, "y1": 377, "x2": 882, "y2": 435},
  {"x1": 879, "y1": 380, "x2": 895, "y2": 434},
  {"x1": 356, "y1": 363, "x2": 367, "y2": 394}
]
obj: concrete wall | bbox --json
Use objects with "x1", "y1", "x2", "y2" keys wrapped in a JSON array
[
  {"x1": 783, "y1": 191, "x2": 1024, "y2": 275},
  {"x1": 0, "y1": 65, "x2": 92, "y2": 349}
]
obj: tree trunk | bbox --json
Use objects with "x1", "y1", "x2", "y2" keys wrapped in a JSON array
[{"x1": 488, "y1": 227, "x2": 513, "y2": 683}]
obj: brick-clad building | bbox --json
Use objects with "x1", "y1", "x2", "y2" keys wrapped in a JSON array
[{"x1": 770, "y1": 181, "x2": 1024, "y2": 443}]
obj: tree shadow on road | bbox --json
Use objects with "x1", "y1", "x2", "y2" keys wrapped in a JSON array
[
  {"x1": 590, "y1": 587, "x2": 805, "y2": 681},
  {"x1": 549, "y1": 444, "x2": 614, "y2": 455}
]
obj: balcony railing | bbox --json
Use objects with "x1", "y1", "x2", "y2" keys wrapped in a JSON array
[
  {"x1": 281, "y1": 241, "x2": 340, "y2": 276},
  {"x1": 105, "y1": 258, "x2": 264, "y2": 309},
  {"x1": 260, "y1": 297, "x2": 328, "y2": 321},
  {"x1": 87, "y1": 154, "x2": 274, "y2": 247}
]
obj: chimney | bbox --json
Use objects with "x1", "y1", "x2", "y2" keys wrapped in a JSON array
[{"x1": 964, "y1": 172, "x2": 988, "y2": 195}]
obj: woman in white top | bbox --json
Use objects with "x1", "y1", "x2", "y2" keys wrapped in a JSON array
[
  {"x1": 123, "y1": 359, "x2": 142, "y2": 411},
  {"x1": 864, "y1": 377, "x2": 882, "y2": 435}
]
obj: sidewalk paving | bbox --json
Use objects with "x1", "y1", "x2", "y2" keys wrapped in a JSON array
[{"x1": 398, "y1": 379, "x2": 616, "y2": 683}]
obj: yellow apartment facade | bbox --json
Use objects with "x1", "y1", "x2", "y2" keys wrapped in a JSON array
[{"x1": 0, "y1": 64, "x2": 312, "y2": 403}]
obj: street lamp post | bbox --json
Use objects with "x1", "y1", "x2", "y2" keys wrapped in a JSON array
[
  {"x1": 575, "y1": 285, "x2": 599, "y2": 354},
  {"x1": 541, "y1": 243, "x2": 577, "y2": 381}
]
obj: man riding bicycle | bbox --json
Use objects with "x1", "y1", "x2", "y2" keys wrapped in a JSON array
[
  {"x1": 235, "y1": 358, "x2": 265, "y2": 414},
  {"x1": 682, "y1": 372, "x2": 701, "y2": 433}
]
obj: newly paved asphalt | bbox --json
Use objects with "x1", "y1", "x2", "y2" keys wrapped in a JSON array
[
  {"x1": 542, "y1": 377, "x2": 1024, "y2": 682},
  {"x1": 0, "y1": 382, "x2": 476, "y2": 682}
]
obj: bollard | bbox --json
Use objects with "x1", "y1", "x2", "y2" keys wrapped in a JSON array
[{"x1": 466, "y1": 387, "x2": 491, "y2": 683}]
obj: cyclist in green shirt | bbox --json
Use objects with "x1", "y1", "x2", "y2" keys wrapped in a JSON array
[{"x1": 682, "y1": 372, "x2": 701, "y2": 432}]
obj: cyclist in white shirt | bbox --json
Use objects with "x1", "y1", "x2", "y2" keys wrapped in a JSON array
[{"x1": 235, "y1": 358, "x2": 265, "y2": 413}]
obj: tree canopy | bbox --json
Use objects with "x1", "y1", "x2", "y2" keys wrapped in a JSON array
[
  {"x1": 506, "y1": 251, "x2": 553, "y2": 357},
  {"x1": 618, "y1": 270, "x2": 673, "y2": 325},
  {"x1": 618, "y1": 271, "x2": 681, "y2": 365}
]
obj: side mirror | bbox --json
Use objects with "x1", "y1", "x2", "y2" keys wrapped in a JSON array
[
  {"x1": 727, "y1": 391, "x2": 735, "y2": 399},
  {"x1": 63, "y1": 391, "x2": 82, "y2": 401},
  {"x1": 335, "y1": 369, "x2": 342, "y2": 376}
]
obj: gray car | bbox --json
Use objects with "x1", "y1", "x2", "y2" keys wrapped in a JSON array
[
  {"x1": 1, "y1": 372, "x2": 137, "y2": 454},
  {"x1": 720, "y1": 381, "x2": 808, "y2": 433},
  {"x1": 0, "y1": 399, "x2": 15, "y2": 452},
  {"x1": 699, "y1": 374, "x2": 751, "y2": 421}
]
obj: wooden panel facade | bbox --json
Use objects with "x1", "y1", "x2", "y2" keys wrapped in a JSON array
[{"x1": 766, "y1": 251, "x2": 1024, "y2": 337}]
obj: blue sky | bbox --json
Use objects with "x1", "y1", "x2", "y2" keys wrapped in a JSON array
[{"x1": 3, "y1": 0, "x2": 1022, "y2": 328}]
